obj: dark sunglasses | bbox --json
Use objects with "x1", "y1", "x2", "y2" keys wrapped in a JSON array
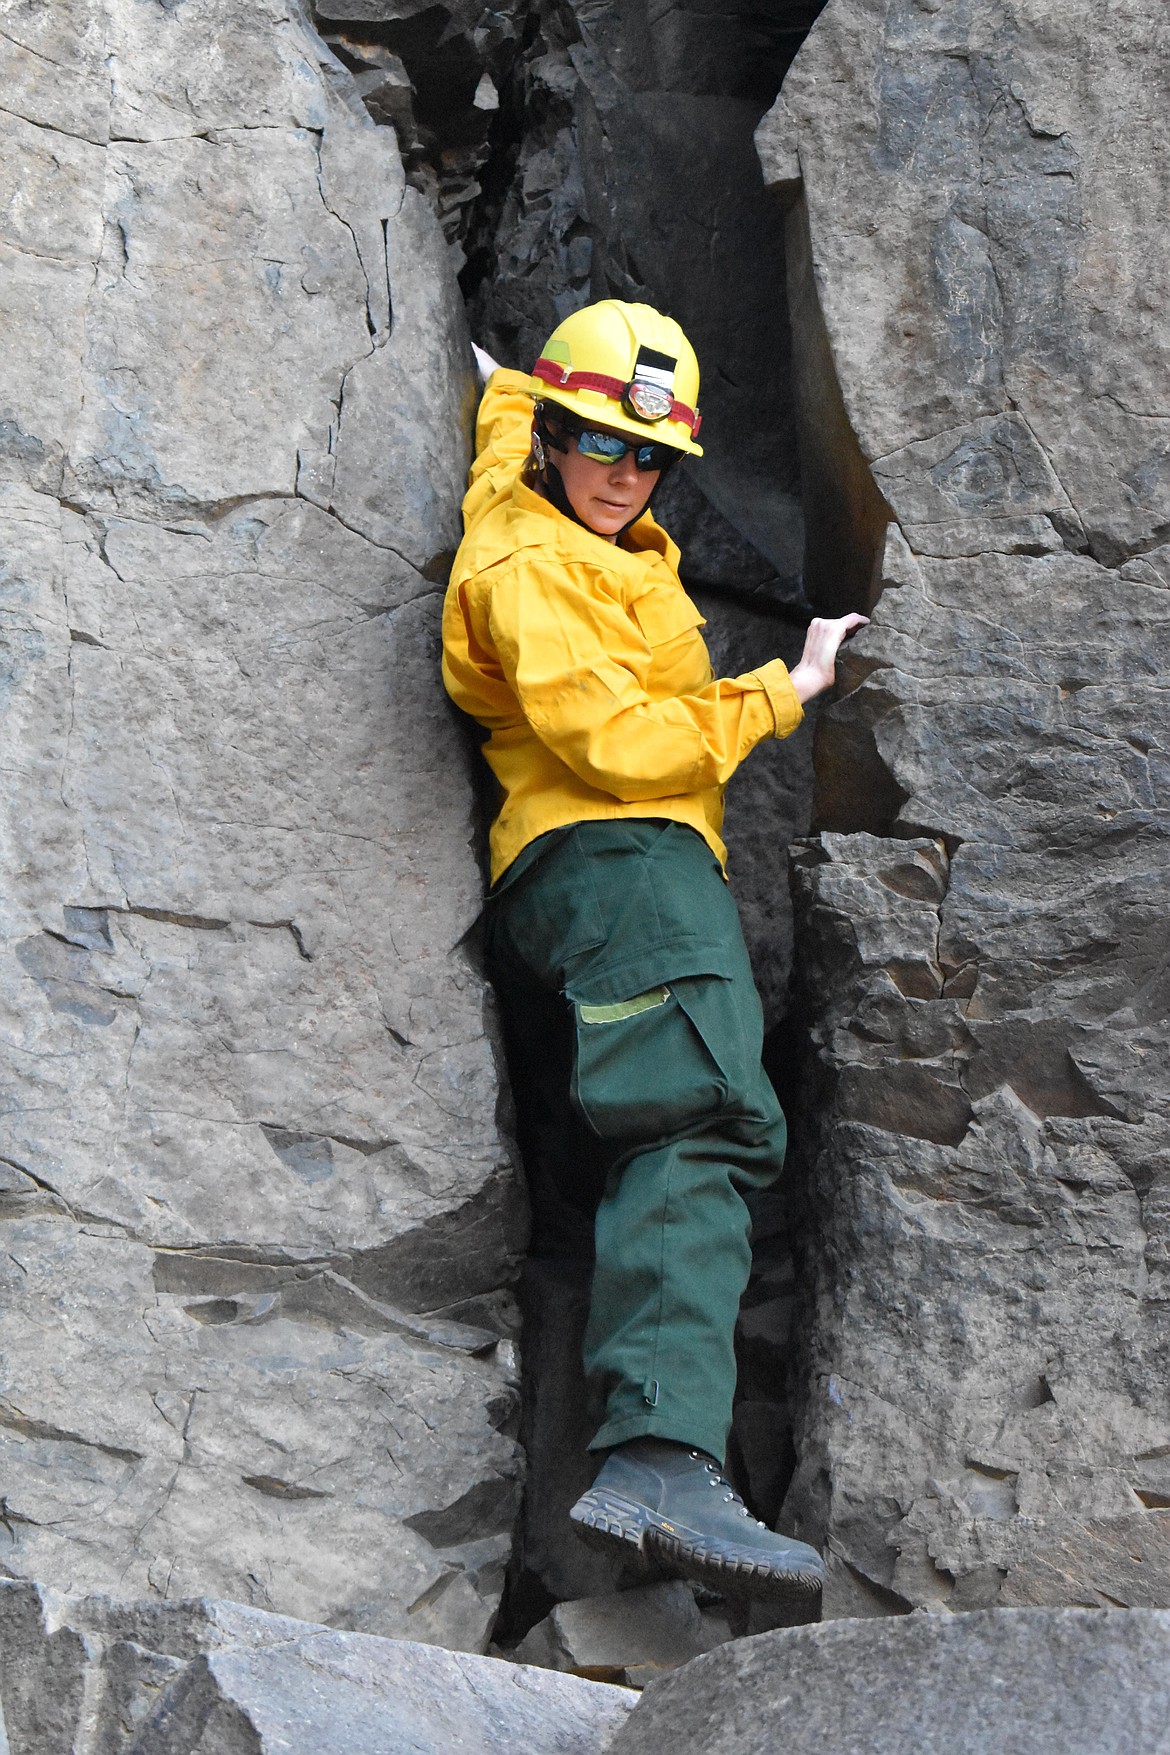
[{"x1": 546, "y1": 410, "x2": 679, "y2": 473}]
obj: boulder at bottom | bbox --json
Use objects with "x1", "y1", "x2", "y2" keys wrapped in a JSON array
[
  {"x1": 130, "y1": 1635, "x2": 634, "y2": 1755},
  {"x1": 610, "y1": 1608, "x2": 1170, "y2": 1755},
  {"x1": 0, "y1": 1580, "x2": 634, "y2": 1755}
]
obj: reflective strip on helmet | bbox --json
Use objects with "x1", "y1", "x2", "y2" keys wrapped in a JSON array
[{"x1": 532, "y1": 358, "x2": 699, "y2": 434}]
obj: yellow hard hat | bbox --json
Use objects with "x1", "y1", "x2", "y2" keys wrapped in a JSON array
[{"x1": 529, "y1": 300, "x2": 703, "y2": 457}]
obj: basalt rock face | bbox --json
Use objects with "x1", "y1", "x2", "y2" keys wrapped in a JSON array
[
  {"x1": 758, "y1": 0, "x2": 1170, "y2": 1616},
  {"x1": 16, "y1": 0, "x2": 1168, "y2": 1677},
  {"x1": 0, "y1": 0, "x2": 523, "y2": 1650}
]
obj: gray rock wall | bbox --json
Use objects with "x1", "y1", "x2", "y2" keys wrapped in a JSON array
[
  {"x1": 757, "y1": 0, "x2": 1170, "y2": 1617},
  {"x1": 0, "y1": 0, "x2": 523, "y2": 1650}
]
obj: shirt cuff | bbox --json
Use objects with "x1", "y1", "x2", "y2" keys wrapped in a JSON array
[{"x1": 749, "y1": 659, "x2": 804, "y2": 739}]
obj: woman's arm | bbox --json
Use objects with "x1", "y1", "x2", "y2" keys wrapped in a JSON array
[
  {"x1": 488, "y1": 562, "x2": 808, "y2": 802},
  {"x1": 461, "y1": 369, "x2": 540, "y2": 530}
]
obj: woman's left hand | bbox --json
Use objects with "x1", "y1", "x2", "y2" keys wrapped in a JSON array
[{"x1": 788, "y1": 613, "x2": 870, "y2": 703}]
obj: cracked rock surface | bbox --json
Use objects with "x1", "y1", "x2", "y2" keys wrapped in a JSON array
[
  {"x1": 757, "y1": 0, "x2": 1170, "y2": 1616},
  {"x1": 0, "y1": 0, "x2": 522, "y2": 1648}
]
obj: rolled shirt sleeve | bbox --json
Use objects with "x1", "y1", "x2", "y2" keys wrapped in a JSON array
[{"x1": 747, "y1": 657, "x2": 804, "y2": 741}]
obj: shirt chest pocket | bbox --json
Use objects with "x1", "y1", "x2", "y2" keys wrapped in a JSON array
[{"x1": 630, "y1": 585, "x2": 706, "y2": 650}]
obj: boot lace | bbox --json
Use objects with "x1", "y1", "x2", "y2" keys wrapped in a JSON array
[{"x1": 689, "y1": 1451, "x2": 759, "y2": 1522}]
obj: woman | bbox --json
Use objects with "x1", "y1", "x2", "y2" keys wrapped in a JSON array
[{"x1": 442, "y1": 300, "x2": 865, "y2": 1604}]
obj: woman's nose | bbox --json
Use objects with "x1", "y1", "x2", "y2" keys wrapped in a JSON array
[{"x1": 609, "y1": 450, "x2": 640, "y2": 485}]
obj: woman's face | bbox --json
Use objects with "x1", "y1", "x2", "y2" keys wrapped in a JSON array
[{"x1": 543, "y1": 421, "x2": 661, "y2": 540}]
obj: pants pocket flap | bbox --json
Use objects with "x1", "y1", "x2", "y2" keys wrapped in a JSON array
[{"x1": 578, "y1": 986, "x2": 671, "y2": 1024}]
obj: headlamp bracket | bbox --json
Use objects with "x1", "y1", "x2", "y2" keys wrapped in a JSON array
[{"x1": 622, "y1": 347, "x2": 678, "y2": 424}]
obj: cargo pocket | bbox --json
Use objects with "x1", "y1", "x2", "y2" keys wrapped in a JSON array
[{"x1": 569, "y1": 976, "x2": 731, "y2": 1144}]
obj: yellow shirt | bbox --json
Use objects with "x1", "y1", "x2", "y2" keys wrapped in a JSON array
[{"x1": 441, "y1": 370, "x2": 804, "y2": 884}]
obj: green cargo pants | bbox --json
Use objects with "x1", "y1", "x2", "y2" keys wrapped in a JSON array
[{"x1": 485, "y1": 820, "x2": 786, "y2": 1465}]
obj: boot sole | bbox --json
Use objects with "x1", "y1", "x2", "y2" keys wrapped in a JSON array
[{"x1": 569, "y1": 1486, "x2": 824, "y2": 1606}]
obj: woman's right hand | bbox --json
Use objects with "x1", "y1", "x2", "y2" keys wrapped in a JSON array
[
  {"x1": 788, "y1": 613, "x2": 870, "y2": 703},
  {"x1": 472, "y1": 341, "x2": 502, "y2": 383}
]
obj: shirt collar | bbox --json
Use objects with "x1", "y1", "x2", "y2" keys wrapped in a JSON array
[{"x1": 511, "y1": 475, "x2": 681, "y2": 575}]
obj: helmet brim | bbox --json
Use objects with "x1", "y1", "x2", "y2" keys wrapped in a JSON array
[{"x1": 528, "y1": 380, "x2": 704, "y2": 458}]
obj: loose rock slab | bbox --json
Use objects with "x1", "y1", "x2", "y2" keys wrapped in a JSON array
[
  {"x1": 611, "y1": 1608, "x2": 1170, "y2": 1755},
  {"x1": 141, "y1": 1639, "x2": 632, "y2": 1755}
]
